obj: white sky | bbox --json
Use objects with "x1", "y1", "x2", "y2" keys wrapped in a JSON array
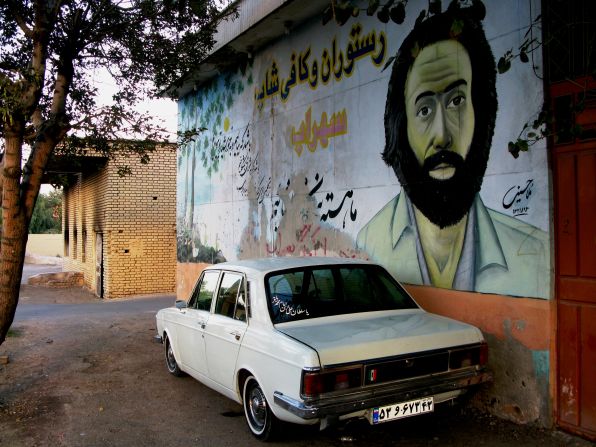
[{"x1": 92, "y1": 67, "x2": 178, "y2": 137}]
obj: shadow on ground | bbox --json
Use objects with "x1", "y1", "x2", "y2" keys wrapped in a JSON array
[{"x1": 0, "y1": 268, "x2": 592, "y2": 446}]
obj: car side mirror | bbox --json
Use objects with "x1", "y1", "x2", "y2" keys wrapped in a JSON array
[{"x1": 175, "y1": 300, "x2": 187, "y2": 309}]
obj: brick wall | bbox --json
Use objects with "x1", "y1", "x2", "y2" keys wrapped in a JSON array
[
  {"x1": 62, "y1": 145, "x2": 176, "y2": 298},
  {"x1": 63, "y1": 167, "x2": 106, "y2": 293}
]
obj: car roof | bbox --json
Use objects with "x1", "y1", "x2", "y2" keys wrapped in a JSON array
[{"x1": 204, "y1": 256, "x2": 373, "y2": 276}]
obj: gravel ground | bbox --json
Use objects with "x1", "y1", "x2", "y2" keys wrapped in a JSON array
[{"x1": 0, "y1": 267, "x2": 594, "y2": 447}]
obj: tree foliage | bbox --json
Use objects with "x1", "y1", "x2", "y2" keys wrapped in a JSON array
[
  {"x1": 0, "y1": 0, "x2": 236, "y2": 345},
  {"x1": 29, "y1": 189, "x2": 62, "y2": 234}
]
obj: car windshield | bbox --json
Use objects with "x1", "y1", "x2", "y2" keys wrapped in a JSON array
[{"x1": 265, "y1": 264, "x2": 418, "y2": 324}]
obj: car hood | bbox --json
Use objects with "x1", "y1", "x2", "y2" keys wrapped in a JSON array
[{"x1": 275, "y1": 309, "x2": 483, "y2": 367}]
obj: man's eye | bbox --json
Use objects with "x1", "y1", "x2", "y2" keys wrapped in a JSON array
[
  {"x1": 416, "y1": 106, "x2": 432, "y2": 118},
  {"x1": 447, "y1": 95, "x2": 465, "y2": 108}
]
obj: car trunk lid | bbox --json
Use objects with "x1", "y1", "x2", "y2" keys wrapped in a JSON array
[{"x1": 276, "y1": 309, "x2": 482, "y2": 367}]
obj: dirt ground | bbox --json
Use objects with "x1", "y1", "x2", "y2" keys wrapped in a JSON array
[{"x1": 0, "y1": 280, "x2": 594, "y2": 447}]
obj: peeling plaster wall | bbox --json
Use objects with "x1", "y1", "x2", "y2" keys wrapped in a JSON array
[
  {"x1": 409, "y1": 285, "x2": 552, "y2": 425},
  {"x1": 176, "y1": 0, "x2": 553, "y2": 426}
]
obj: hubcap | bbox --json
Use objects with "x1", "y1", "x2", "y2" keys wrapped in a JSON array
[
  {"x1": 247, "y1": 383, "x2": 267, "y2": 431},
  {"x1": 166, "y1": 342, "x2": 176, "y2": 371}
]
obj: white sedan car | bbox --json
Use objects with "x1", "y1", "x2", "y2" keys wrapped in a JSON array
[{"x1": 155, "y1": 257, "x2": 491, "y2": 440}]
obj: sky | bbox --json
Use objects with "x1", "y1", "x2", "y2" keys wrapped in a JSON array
[{"x1": 92, "y1": 68, "x2": 179, "y2": 137}]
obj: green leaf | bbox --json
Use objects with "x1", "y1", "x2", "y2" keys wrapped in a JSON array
[
  {"x1": 520, "y1": 51, "x2": 529, "y2": 63},
  {"x1": 377, "y1": 7, "x2": 389, "y2": 23},
  {"x1": 335, "y1": 4, "x2": 352, "y2": 26},
  {"x1": 389, "y1": 4, "x2": 405, "y2": 24},
  {"x1": 366, "y1": 0, "x2": 380, "y2": 16},
  {"x1": 450, "y1": 19, "x2": 464, "y2": 38},
  {"x1": 497, "y1": 56, "x2": 511, "y2": 74},
  {"x1": 508, "y1": 141, "x2": 520, "y2": 158}
]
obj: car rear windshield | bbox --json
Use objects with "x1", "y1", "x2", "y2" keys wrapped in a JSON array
[{"x1": 265, "y1": 264, "x2": 418, "y2": 324}]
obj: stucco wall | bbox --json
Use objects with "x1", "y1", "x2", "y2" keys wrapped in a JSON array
[
  {"x1": 178, "y1": 0, "x2": 550, "y2": 298},
  {"x1": 177, "y1": 262, "x2": 210, "y2": 299},
  {"x1": 176, "y1": 0, "x2": 553, "y2": 425},
  {"x1": 26, "y1": 234, "x2": 63, "y2": 258}
]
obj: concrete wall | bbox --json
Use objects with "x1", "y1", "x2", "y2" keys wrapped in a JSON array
[
  {"x1": 176, "y1": 0, "x2": 553, "y2": 426},
  {"x1": 26, "y1": 234, "x2": 63, "y2": 258}
]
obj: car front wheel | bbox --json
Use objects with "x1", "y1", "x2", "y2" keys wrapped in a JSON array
[
  {"x1": 243, "y1": 376, "x2": 278, "y2": 441},
  {"x1": 164, "y1": 334, "x2": 183, "y2": 377}
]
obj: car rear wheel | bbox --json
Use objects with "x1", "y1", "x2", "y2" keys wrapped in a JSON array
[
  {"x1": 164, "y1": 334, "x2": 183, "y2": 377},
  {"x1": 243, "y1": 376, "x2": 278, "y2": 441}
]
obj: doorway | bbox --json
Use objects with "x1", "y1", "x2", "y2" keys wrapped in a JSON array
[
  {"x1": 552, "y1": 79, "x2": 596, "y2": 439},
  {"x1": 95, "y1": 232, "x2": 103, "y2": 298}
]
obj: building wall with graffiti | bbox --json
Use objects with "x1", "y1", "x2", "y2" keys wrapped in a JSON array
[
  {"x1": 177, "y1": 0, "x2": 553, "y2": 425},
  {"x1": 177, "y1": 0, "x2": 550, "y2": 300}
]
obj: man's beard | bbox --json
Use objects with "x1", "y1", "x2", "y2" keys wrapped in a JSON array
[{"x1": 393, "y1": 147, "x2": 487, "y2": 229}]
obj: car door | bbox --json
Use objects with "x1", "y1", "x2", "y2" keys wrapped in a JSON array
[
  {"x1": 174, "y1": 269, "x2": 220, "y2": 378},
  {"x1": 203, "y1": 271, "x2": 248, "y2": 391}
]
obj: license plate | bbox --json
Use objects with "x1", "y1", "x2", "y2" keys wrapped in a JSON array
[{"x1": 370, "y1": 396, "x2": 434, "y2": 424}]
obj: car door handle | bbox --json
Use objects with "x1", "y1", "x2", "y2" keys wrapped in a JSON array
[{"x1": 229, "y1": 331, "x2": 241, "y2": 341}]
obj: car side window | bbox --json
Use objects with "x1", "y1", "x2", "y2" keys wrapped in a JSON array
[
  {"x1": 214, "y1": 272, "x2": 246, "y2": 321},
  {"x1": 188, "y1": 270, "x2": 220, "y2": 311},
  {"x1": 235, "y1": 285, "x2": 247, "y2": 322}
]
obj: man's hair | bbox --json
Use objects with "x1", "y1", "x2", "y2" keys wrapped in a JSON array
[{"x1": 382, "y1": 2, "x2": 497, "y2": 226}]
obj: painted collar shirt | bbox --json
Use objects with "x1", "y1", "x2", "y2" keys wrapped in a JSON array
[{"x1": 356, "y1": 192, "x2": 549, "y2": 299}]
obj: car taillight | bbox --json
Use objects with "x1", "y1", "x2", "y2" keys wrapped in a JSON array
[
  {"x1": 449, "y1": 343, "x2": 488, "y2": 370},
  {"x1": 301, "y1": 367, "x2": 362, "y2": 399}
]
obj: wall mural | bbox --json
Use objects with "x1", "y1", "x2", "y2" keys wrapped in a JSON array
[
  {"x1": 177, "y1": 0, "x2": 550, "y2": 299},
  {"x1": 290, "y1": 107, "x2": 348, "y2": 156},
  {"x1": 177, "y1": 72, "x2": 255, "y2": 263},
  {"x1": 255, "y1": 23, "x2": 387, "y2": 108}
]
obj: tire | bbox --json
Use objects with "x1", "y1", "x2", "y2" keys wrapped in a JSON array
[
  {"x1": 243, "y1": 376, "x2": 279, "y2": 441},
  {"x1": 164, "y1": 334, "x2": 184, "y2": 377}
]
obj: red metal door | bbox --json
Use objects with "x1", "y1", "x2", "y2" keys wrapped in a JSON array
[{"x1": 553, "y1": 80, "x2": 596, "y2": 440}]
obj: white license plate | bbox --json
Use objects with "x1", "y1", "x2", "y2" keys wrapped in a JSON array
[{"x1": 370, "y1": 396, "x2": 434, "y2": 424}]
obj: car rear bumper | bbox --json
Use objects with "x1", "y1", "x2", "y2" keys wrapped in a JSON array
[{"x1": 273, "y1": 368, "x2": 491, "y2": 420}]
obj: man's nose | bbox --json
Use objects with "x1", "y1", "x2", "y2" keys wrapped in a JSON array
[{"x1": 430, "y1": 106, "x2": 451, "y2": 150}]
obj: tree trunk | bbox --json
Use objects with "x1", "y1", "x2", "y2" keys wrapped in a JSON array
[
  {"x1": 0, "y1": 210, "x2": 29, "y2": 346},
  {"x1": 0, "y1": 125, "x2": 29, "y2": 345}
]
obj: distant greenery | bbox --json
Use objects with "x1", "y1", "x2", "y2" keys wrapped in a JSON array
[
  {"x1": 29, "y1": 190, "x2": 62, "y2": 234},
  {"x1": 7, "y1": 328, "x2": 22, "y2": 338}
]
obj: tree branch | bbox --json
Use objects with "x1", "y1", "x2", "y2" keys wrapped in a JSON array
[{"x1": 4, "y1": 0, "x2": 35, "y2": 38}]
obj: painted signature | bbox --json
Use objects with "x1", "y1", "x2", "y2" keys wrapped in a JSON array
[{"x1": 502, "y1": 179, "x2": 534, "y2": 216}]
